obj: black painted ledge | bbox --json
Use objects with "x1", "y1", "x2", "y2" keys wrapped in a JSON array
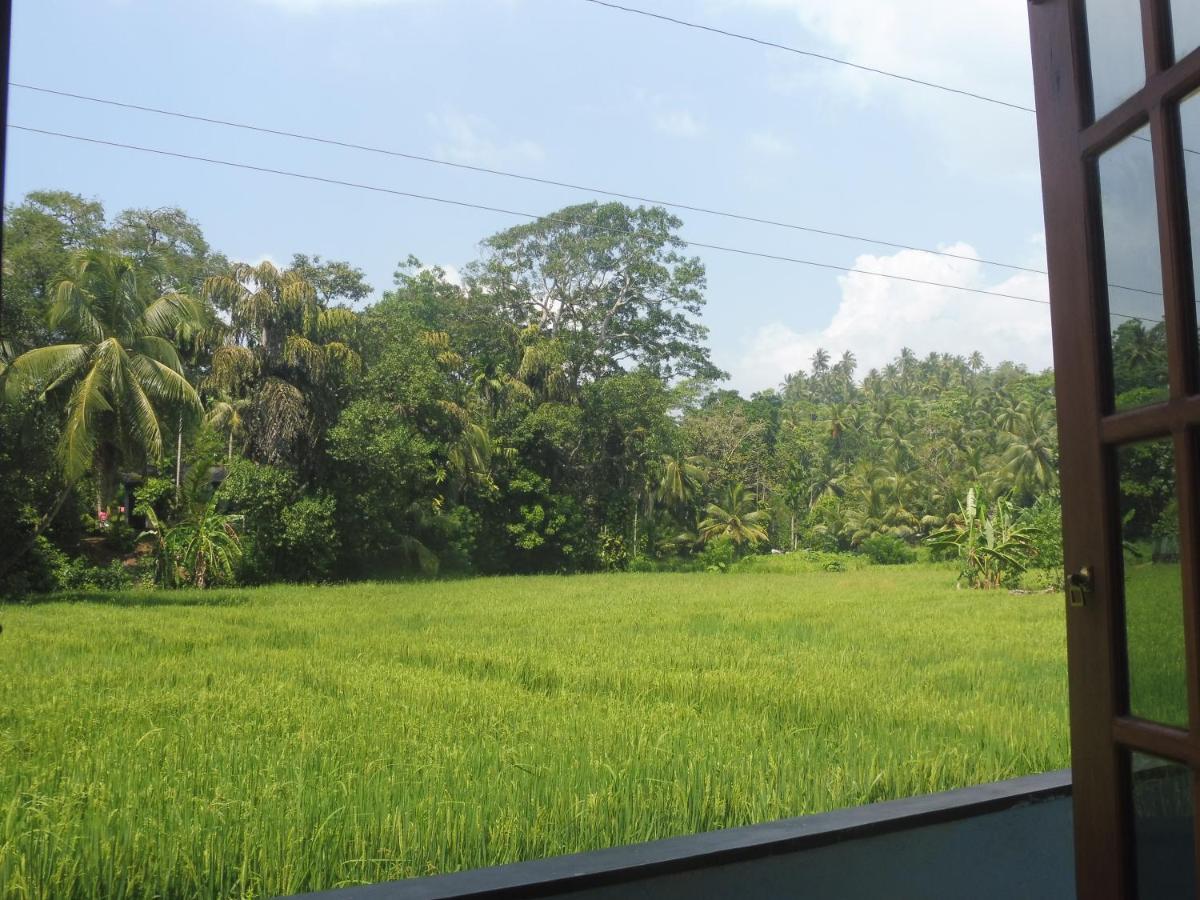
[{"x1": 286, "y1": 769, "x2": 1072, "y2": 900}]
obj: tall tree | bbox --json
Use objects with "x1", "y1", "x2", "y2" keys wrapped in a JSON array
[
  {"x1": 469, "y1": 202, "x2": 725, "y2": 389},
  {"x1": 3, "y1": 248, "x2": 202, "y2": 516},
  {"x1": 204, "y1": 260, "x2": 360, "y2": 469}
]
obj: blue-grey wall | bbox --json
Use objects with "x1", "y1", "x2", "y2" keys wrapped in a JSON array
[
  {"x1": 293, "y1": 772, "x2": 1075, "y2": 900},
  {"x1": 567, "y1": 795, "x2": 1075, "y2": 900}
]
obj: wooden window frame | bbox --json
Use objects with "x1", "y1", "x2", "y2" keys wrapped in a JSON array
[{"x1": 1029, "y1": 0, "x2": 1200, "y2": 896}]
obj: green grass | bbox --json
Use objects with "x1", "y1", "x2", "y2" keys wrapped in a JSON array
[
  {"x1": 1125, "y1": 559, "x2": 1188, "y2": 727},
  {"x1": 1, "y1": 567, "x2": 1070, "y2": 899}
]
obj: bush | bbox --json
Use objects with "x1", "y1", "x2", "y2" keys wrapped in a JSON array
[
  {"x1": 55, "y1": 558, "x2": 135, "y2": 592},
  {"x1": 280, "y1": 495, "x2": 339, "y2": 582},
  {"x1": 1021, "y1": 493, "x2": 1064, "y2": 572},
  {"x1": 220, "y1": 460, "x2": 338, "y2": 583},
  {"x1": 0, "y1": 531, "x2": 67, "y2": 600},
  {"x1": 860, "y1": 533, "x2": 917, "y2": 566},
  {"x1": 697, "y1": 537, "x2": 736, "y2": 573}
]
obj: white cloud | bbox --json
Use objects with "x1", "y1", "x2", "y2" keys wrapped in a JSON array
[
  {"x1": 746, "y1": 130, "x2": 794, "y2": 157},
  {"x1": 734, "y1": 0, "x2": 1038, "y2": 176},
  {"x1": 736, "y1": 0, "x2": 1032, "y2": 107},
  {"x1": 428, "y1": 110, "x2": 545, "y2": 168},
  {"x1": 729, "y1": 242, "x2": 1053, "y2": 394},
  {"x1": 420, "y1": 263, "x2": 464, "y2": 287},
  {"x1": 654, "y1": 110, "x2": 706, "y2": 139}
]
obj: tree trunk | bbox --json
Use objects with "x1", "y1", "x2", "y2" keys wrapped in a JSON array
[
  {"x1": 790, "y1": 513, "x2": 796, "y2": 551},
  {"x1": 228, "y1": 430, "x2": 234, "y2": 463},
  {"x1": 175, "y1": 415, "x2": 183, "y2": 498},
  {"x1": 632, "y1": 506, "x2": 638, "y2": 560}
]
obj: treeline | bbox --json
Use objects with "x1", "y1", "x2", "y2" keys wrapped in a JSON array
[{"x1": 0, "y1": 190, "x2": 1173, "y2": 595}]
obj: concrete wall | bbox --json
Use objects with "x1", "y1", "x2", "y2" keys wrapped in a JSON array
[{"x1": 567, "y1": 794, "x2": 1074, "y2": 900}]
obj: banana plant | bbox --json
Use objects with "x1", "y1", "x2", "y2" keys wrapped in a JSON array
[{"x1": 926, "y1": 488, "x2": 1037, "y2": 589}]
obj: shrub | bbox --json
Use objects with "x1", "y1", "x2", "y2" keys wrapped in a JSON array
[
  {"x1": 220, "y1": 460, "x2": 337, "y2": 583},
  {"x1": 860, "y1": 533, "x2": 917, "y2": 566},
  {"x1": 56, "y1": 558, "x2": 135, "y2": 592},
  {"x1": 1021, "y1": 493, "x2": 1064, "y2": 572},
  {"x1": 697, "y1": 536, "x2": 736, "y2": 573},
  {"x1": 1, "y1": 530, "x2": 67, "y2": 600},
  {"x1": 280, "y1": 495, "x2": 339, "y2": 582}
]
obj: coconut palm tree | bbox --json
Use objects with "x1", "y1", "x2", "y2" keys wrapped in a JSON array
[
  {"x1": 3, "y1": 249, "x2": 202, "y2": 509},
  {"x1": 1001, "y1": 404, "x2": 1057, "y2": 499},
  {"x1": 657, "y1": 452, "x2": 706, "y2": 511},
  {"x1": 699, "y1": 483, "x2": 770, "y2": 550}
]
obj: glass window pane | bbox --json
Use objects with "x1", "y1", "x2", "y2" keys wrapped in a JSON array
[
  {"x1": 1119, "y1": 441, "x2": 1186, "y2": 727},
  {"x1": 1098, "y1": 128, "x2": 1169, "y2": 410},
  {"x1": 1173, "y1": 0, "x2": 1200, "y2": 62},
  {"x1": 1085, "y1": 0, "x2": 1148, "y2": 118},
  {"x1": 1179, "y1": 90, "x2": 1200, "y2": 387},
  {"x1": 1129, "y1": 754, "x2": 1196, "y2": 899}
]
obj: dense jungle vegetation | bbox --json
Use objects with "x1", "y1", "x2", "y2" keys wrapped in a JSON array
[{"x1": 0, "y1": 191, "x2": 1176, "y2": 596}]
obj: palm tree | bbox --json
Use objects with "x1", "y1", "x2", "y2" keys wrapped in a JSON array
[
  {"x1": 657, "y1": 452, "x2": 706, "y2": 510},
  {"x1": 3, "y1": 249, "x2": 201, "y2": 511},
  {"x1": 137, "y1": 459, "x2": 244, "y2": 588},
  {"x1": 204, "y1": 260, "x2": 359, "y2": 466},
  {"x1": 1001, "y1": 404, "x2": 1057, "y2": 499},
  {"x1": 699, "y1": 483, "x2": 770, "y2": 550},
  {"x1": 206, "y1": 393, "x2": 250, "y2": 462},
  {"x1": 810, "y1": 347, "x2": 831, "y2": 376}
]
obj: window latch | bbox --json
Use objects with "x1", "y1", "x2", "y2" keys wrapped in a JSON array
[{"x1": 1067, "y1": 567, "x2": 1093, "y2": 608}]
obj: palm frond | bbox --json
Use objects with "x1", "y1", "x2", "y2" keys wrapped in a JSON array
[
  {"x1": 132, "y1": 335, "x2": 184, "y2": 373},
  {"x1": 3, "y1": 344, "x2": 89, "y2": 399},
  {"x1": 129, "y1": 354, "x2": 203, "y2": 416},
  {"x1": 49, "y1": 279, "x2": 105, "y2": 343},
  {"x1": 142, "y1": 292, "x2": 201, "y2": 338}
]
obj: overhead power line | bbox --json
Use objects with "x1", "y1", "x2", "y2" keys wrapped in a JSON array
[
  {"x1": 9, "y1": 84, "x2": 1167, "y2": 303},
  {"x1": 9, "y1": 124, "x2": 1053, "y2": 302},
  {"x1": 7, "y1": 124, "x2": 1163, "y2": 325},
  {"x1": 9, "y1": 81, "x2": 1050, "y2": 279},
  {"x1": 575, "y1": 1, "x2": 1200, "y2": 162},
  {"x1": 575, "y1": 0, "x2": 1038, "y2": 114}
]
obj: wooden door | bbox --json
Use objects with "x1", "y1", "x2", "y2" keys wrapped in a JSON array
[{"x1": 1028, "y1": 0, "x2": 1200, "y2": 896}]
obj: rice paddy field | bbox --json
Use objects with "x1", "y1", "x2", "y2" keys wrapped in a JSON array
[{"x1": 0, "y1": 565, "x2": 1075, "y2": 899}]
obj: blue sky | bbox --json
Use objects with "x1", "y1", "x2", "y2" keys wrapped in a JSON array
[{"x1": 6, "y1": 0, "x2": 1052, "y2": 393}]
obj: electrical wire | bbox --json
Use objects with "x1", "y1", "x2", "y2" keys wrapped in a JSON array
[
  {"x1": 7, "y1": 84, "x2": 1172, "y2": 300},
  {"x1": 575, "y1": 0, "x2": 1038, "y2": 114},
  {"x1": 8, "y1": 81, "x2": 1051, "y2": 279},
  {"x1": 7, "y1": 123, "x2": 1165, "y2": 326}
]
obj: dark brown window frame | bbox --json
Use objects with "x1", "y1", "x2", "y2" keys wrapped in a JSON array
[{"x1": 1029, "y1": 0, "x2": 1200, "y2": 896}]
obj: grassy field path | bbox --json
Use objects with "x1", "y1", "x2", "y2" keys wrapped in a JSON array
[{"x1": 0, "y1": 568, "x2": 1068, "y2": 898}]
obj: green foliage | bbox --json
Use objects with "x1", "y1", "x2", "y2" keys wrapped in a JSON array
[
  {"x1": 697, "y1": 535, "x2": 737, "y2": 572},
  {"x1": 55, "y1": 557, "x2": 135, "y2": 592},
  {"x1": 1021, "y1": 492, "x2": 1064, "y2": 574},
  {"x1": 699, "y1": 484, "x2": 769, "y2": 551},
  {"x1": 3, "y1": 247, "x2": 203, "y2": 510},
  {"x1": 926, "y1": 489, "x2": 1038, "y2": 589},
  {"x1": 138, "y1": 461, "x2": 244, "y2": 589},
  {"x1": 2, "y1": 190, "x2": 1110, "y2": 587},
  {"x1": 218, "y1": 459, "x2": 293, "y2": 583},
  {"x1": 859, "y1": 533, "x2": 917, "y2": 565},
  {"x1": 279, "y1": 496, "x2": 339, "y2": 582}
]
